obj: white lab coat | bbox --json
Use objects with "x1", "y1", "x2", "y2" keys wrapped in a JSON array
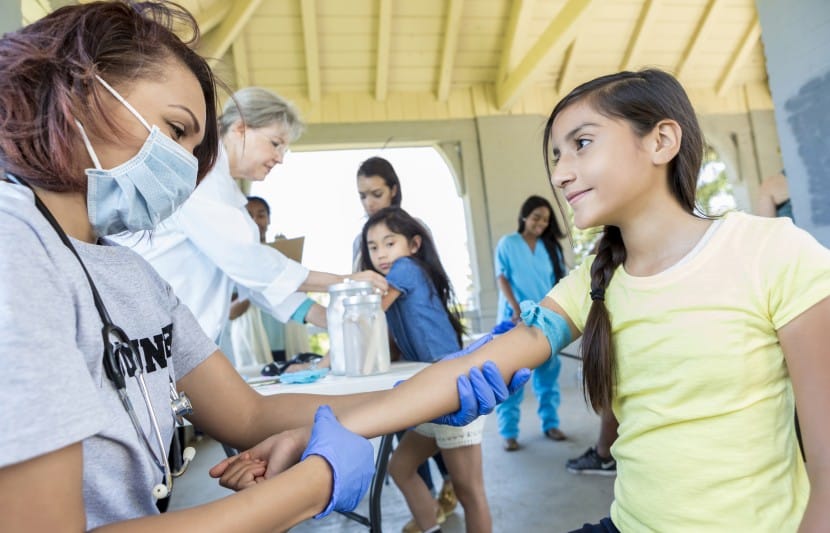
[{"x1": 114, "y1": 147, "x2": 308, "y2": 341}]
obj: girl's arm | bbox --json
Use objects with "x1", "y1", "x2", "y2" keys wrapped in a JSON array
[
  {"x1": 299, "y1": 270, "x2": 388, "y2": 293},
  {"x1": 380, "y1": 286, "x2": 401, "y2": 311},
  {"x1": 179, "y1": 352, "x2": 381, "y2": 451},
  {"x1": 336, "y1": 296, "x2": 579, "y2": 437},
  {"x1": 778, "y1": 295, "x2": 830, "y2": 532},
  {"x1": 496, "y1": 274, "x2": 521, "y2": 320}
]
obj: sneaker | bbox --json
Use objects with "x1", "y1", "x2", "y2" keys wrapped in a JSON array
[
  {"x1": 566, "y1": 447, "x2": 616, "y2": 476},
  {"x1": 401, "y1": 505, "x2": 446, "y2": 533},
  {"x1": 437, "y1": 480, "x2": 457, "y2": 514},
  {"x1": 503, "y1": 438, "x2": 520, "y2": 451}
]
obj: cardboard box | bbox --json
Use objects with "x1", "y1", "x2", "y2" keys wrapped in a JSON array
[{"x1": 269, "y1": 237, "x2": 305, "y2": 263}]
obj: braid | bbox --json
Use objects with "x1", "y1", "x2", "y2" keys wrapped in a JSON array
[{"x1": 581, "y1": 225, "x2": 626, "y2": 412}]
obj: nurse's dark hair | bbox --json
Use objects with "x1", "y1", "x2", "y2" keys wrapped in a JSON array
[
  {"x1": 357, "y1": 157, "x2": 403, "y2": 207},
  {"x1": 360, "y1": 207, "x2": 464, "y2": 345},
  {"x1": 0, "y1": 1, "x2": 219, "y2": 192},
  {"x1": 542, "y1": 69, "x2": 703, "y2": 413},
  {"x1": 517, "y1": 195, "x2": 567, "y2": 282}
]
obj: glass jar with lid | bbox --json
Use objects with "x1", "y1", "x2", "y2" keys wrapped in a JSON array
[
  {"x1": 342, "y1": 293, "x2": 390, "y2": 376},
  {"x1": 326, "y1": 280, "x2": 374, "y2": 375}
]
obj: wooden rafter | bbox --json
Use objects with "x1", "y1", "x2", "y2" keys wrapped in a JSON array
[
  {"x1": 619, "y1": 0, "x2": 659, "y2": 71},
  {"x1": 716, "y1": 16, "x2": 761, "y2": 97},
  {"x1": 375, "y1": 0, "x2": 392, "y2": 101},
  {"x1": 195, "y1": 1, "x2": 234, "y2": 35},
  {"x1": 556, "y1": 39, "x2": 577, "y2": 95},
  {"x1": 300, "y1": 0, "x2": 321, "y2": 102},
  {"x1": 496, "y1": 0, "x2": 534, "y2": 84},
  {"x1": 675, "y1": 0, "x2": 720, "y2": 80},
  {"x1": 496, "y1": 0, "x2": 594, "y2": 110},
  {"x1": 232, "y1": 36, "x2": 250, "y2": 89},
  {"x1": 437, "y1": 0, "x2": 464, "y2": 101},
  {"x1": 200, "y1": 0, "x2": 263, "y2": 67},
  {"x1": 21, "y1": 0, "x2": 50, "y2": 24}
]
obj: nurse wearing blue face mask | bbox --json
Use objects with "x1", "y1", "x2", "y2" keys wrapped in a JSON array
[{"x1": 0, "y1": 2, "x2": 528, "y2": 532}]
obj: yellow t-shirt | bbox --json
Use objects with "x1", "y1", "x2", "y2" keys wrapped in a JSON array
[{"x1": 549, "y1": 211, "x2": 830, "y2": 532}]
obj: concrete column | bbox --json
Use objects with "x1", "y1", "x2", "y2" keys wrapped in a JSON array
[
  {"x1": 756, "y1": 0, "x2": 830, "y2": 246},
  {"x1": 1, "y1": 2, "x2": 22, "y2": 35}
]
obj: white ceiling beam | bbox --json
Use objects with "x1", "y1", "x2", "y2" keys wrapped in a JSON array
[
  {"x1": 232, "y1": 36, "x2": 250, "y2": 89},
  {"x1": 619, "y1": 0, "x2": 659, "y2": 71},
  {"x1": 675, "y1": 0, "x2": 720, "y2": 80},
  {"x1": 437, "y1": 0, "x2": 464, "y2": 101},
  {"x1": 556, "y1": 39, "x2": 577, "y2": 95},
  {"x1": 375, "y1": 0, "x2": 392, "y2": 101},
  {"x1": 300, "y1": 0, "x2": 321, "y2": 102},
  {"x1": 496, "y1": 0, "x2": 594, "y2": 111},
  {"x1": 201, "y1": 0, "x2": 263, "y2": 68},
  {"x1": 496, "y1": 0, "x2": 534, "y2": 84},
  {"x1": 716, "y1": 16, "x2": 761, "y2": 97}
]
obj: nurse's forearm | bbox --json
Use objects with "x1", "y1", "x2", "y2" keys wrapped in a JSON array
[
  {"x1": 299, "y1": 271, "x2": 343, "y2": 293},
  {"x1": 337, "y1": 325, "x2": 552, "y2": 438}
]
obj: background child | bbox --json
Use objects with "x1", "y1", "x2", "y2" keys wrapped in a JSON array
[
  {"x1": 360, "y1": 207, "x2": 491, "y2": 533},
  {"x1": 494, "y1": 195, "x2": 568, "y2": 451},
  {"x1": 352, "y1": 157, "x2": 455, "y2": 513}
]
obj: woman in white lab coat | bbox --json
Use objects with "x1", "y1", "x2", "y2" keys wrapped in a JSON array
[{"x1": 117, "y1": 87, "x2": 386, "y2": 343}]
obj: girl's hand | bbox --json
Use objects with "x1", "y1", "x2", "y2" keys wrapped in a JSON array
[
  {"x1": 211, "y1": 452, "x2": 266, "y2": 491},
  {"x1": 350, "y1": 270, "x2": 389, "y2": 293},
  {"x1": 209, "y1": 426, "x2": 312, "y2": 482}
]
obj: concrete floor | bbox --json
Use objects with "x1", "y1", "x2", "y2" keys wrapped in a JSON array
[{"x1": 169, "y1": 357, "x2": 614, "y2": 532}]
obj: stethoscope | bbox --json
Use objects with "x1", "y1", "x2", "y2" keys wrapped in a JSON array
[{"x1": 7, "y1": 174, "x2": 195, "y2": 500}]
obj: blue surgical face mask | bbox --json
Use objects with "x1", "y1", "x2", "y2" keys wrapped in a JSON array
[{"x1": 76, "y1": 75, "x2": 199, "y2": 236}]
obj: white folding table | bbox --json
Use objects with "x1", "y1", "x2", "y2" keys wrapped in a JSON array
[{"x1": 248, "y1": 361, "x2": 430, "y2": 532}]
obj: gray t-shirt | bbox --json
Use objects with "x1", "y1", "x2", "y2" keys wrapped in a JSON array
[{"x1": 0, "y1": 182, "x2": 217, "y2": 528}]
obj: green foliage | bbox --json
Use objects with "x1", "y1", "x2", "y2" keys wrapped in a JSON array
[{"x1": 696, "y1": 145, "x2": 734, "y2": 216}]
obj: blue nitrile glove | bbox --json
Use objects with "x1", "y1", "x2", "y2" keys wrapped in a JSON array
[
  {"x1": 300, "y1": 405, "x2": 374, "y2": 519},
  {"x1": 431, "y1": 333, "x2": 531, "y2": 426}
]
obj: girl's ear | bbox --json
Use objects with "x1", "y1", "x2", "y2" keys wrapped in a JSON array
[
  {"x1": 409, "y1": 235, "x2": 422, "y2": 254},
  {"x1": 650, "y1": 119, "x2": 682, "y2": 165}
]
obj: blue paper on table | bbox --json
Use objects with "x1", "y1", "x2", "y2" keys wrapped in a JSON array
[{"x1": 279, "y1": 369, "x2": 329, "y2": 384}]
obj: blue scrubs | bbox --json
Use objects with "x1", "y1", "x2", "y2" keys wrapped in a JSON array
[{"x1": 493, "y1": 232, "x2": 563, "y2": 439}]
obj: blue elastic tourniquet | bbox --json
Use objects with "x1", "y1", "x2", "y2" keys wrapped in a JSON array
[
  {"x1": 279, "y1": 368, "x2": 329, "y2": 384},
  {"x1": 290, "y1": 297, "x2": 315, "y2": 323},
  {"x1": 519, "y1": 300, "x2": 572, "y2": 355}
]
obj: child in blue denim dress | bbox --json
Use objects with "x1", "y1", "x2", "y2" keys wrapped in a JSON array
[{"x1": 359, "y1": 207, "x2": 491, "y2": 533}]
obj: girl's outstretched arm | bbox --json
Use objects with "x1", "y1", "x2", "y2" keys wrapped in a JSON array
[
  {"x1": 778, "y1": 295, "x2": 830, "y2": 532},
  {"x1": 336, "y1": 297, "x2": 579, "y2": 437}
]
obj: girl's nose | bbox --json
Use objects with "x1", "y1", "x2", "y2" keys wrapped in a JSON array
[{"x1": 551, "y1": 163, "x2": 575, "y2": 190}]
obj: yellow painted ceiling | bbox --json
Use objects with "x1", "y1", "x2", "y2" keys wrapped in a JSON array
[{"x1": 22, "y1": 0, "x2": 771, "y2": 123}]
